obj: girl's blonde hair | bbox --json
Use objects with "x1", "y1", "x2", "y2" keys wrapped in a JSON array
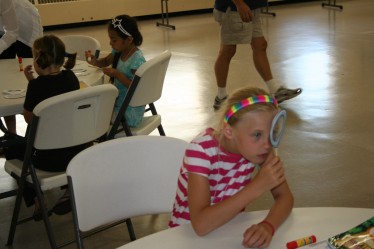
[
  {"x1": 214, "y1": 86, "x2": 279, "y2": 132},
  {"x1": 33, "y1": 35, "x2": 76, "y2": 70}
]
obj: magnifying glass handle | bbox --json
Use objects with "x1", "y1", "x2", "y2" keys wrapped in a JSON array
[{"x1": 274, "y1": 148, "x2": 278, "y2": 156}]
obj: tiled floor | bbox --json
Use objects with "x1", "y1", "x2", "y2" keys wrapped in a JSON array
[{"x1": 1, "y1": 0, "x2": 374, "y2": 248}]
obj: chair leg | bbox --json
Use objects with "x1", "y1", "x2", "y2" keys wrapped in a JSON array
[
  {"x1": 126, "y1": 218, "x2": 136, "y2": 241},
  {"x1": 29, "y1": 167, "x2": 58, "y2": 248},
  {"x1": 68, "y1": 178, "x2": 85, "y2": 249},
  {"x1": 123, "y1": 121, "x2": 133, "y2": 137},
  {"x1": 6, "y1": 180, "x2": 25, "y2": 245},
  {"x1": 0, "y1": 189, "x2": 17, "y2": 199},
  {"x1": 157, "y1": 124, "x2": 166, "y2": 136}
]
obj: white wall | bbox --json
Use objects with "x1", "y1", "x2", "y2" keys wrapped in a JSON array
[{"x1": 35, "y1": 0, "x2": 213, "y2": 26}]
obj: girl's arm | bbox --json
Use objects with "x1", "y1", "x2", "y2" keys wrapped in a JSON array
[
  {"x1": 242, "y1": 181, "x2": 293, "y2": 248},
  {"x1": 188, "y1": 156, "x2": 286, "y2": 236},
  {"x1": 261, "y1": 181, "x2": 293, "y2": 232},
  {"x1": 85, "y1": 51, "x2": 113, "y2": 68},
  {"x1": 102, "y1": 67, "x2": 133, "y2": 87}
]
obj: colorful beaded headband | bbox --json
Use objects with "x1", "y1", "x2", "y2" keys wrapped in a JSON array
[
  {"x1": 112, "y1": 18, "x2": 132, "y2": 37},
  {"x1": 224, "y1": 95, "x2": 278, "y2": 123}
]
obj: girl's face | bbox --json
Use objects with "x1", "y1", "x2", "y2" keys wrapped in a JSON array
[
  {"x1": 224, "y1": 110, "x2": 276, "y2": 164},
  {"x1": 108, "y1": 29, "x2": 132, "y2": 52}
]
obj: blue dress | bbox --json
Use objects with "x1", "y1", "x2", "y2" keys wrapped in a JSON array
[{"x1": 113, "y1": 49, "x2": 146, "y2": 127}]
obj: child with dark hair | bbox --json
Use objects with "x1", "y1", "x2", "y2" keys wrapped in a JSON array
[{"x1": 86, "y1": 14, "x2": 146, "y2": 127}]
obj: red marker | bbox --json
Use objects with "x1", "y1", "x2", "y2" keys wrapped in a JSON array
[
  {"x1": 18, "y1": 57, "x2": 23, "y2": 71},
  {"x1": 286, "y1": 235, "x2": 317, "y2": 249}
]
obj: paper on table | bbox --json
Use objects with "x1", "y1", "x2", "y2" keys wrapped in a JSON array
[
  {"x1": 305, "y1": 240, "x2": 329, "y2": 249},
  {"x1": 2, "y1": 89, "x2": 26, "y2": 99},
  {"x1": 72, "y1": 68, "x2": 89, "y2": 76}
]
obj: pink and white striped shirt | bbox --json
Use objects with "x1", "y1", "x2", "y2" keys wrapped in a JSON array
[{"x1": 169, "y1": 128, "x2": 257, "y2": 228}]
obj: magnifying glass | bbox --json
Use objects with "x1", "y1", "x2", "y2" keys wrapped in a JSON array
[{"x1": 270, "y1": 109, "x2": 287, "y2": 155}]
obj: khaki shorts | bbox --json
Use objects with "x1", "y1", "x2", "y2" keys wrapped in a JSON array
[{"x1": 213, "y1": 8, "x2": 263, "y2": 45}]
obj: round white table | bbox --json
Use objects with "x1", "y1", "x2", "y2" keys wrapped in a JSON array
[
  {"x1": 117, "y1": 207, "x2": 374, "y2": 249},
  {"x1": 0, "y1": 58, "x2": 104, "y2": 117}
]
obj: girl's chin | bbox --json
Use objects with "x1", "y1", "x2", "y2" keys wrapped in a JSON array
[{"x1": 255, "y1": 154, "x2": 268, "y2": 164}]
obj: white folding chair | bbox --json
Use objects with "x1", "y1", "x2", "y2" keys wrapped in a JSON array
[
  {"x1": 60, "y1": 35, "x2": 101, "y2": 60},
  {"x1": 106, "y1": 50, "x2": 172, "y2": 139},
  {"x1": 67, "y1": 135, "x2": 188, "y2": 249},
  {"x1": 4, "y1": 84, "x2": 118, "y2": 248}
]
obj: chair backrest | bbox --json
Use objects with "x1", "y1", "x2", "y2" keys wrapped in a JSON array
[
  {"x1": 107, "y1": 50, "x2": 171, "y2": 138},
  {"x1": 60, "y1": 35, "x2": 101, "y2": 60},
  {"x1": 128, "y1": 50, "x2": 171, "y2": 107},
  {"x1": 32, "y1": 84, "x2": 118, "y2": 150},
  {"x1": 66, "y1": 135, "x2": 188, "y2": 232}
]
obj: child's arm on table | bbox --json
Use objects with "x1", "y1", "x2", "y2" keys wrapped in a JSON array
[
  {"x1": 242, "y1": 180, "x2": 293, "y2": 248},
  {"x1": 188, "y1": 155, "x2": 287, "y2": 236}
]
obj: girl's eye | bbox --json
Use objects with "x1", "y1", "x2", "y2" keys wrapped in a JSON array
[{"x1": 252, "y1": 132, "x2": 261, "y2": 138}]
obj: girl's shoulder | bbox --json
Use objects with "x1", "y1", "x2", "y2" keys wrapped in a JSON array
[
  {"x1": 127, "y1": 49, "x2": 146, "y2": 69},
  {"x1": 132, "y1": 49, "x2": 146, "y2": 62},
  {"x1": 190, "y1": 128, "x2": 219, "y2": 150}
]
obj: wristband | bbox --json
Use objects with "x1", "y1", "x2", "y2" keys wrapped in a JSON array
[{"x1": 259, "y1": 220, "x2": 275, "y2": 236}]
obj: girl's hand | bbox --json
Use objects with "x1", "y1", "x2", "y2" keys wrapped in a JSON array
[
  {"x1": 242, "y1": 223, "x2": 273, "y2": 248},
  {"x1": 23, "y1": 65, "x2": 35, "y2": 81},
  {"x1": 85, "y1": 50, "x2": 97, "y2": 65},
  {"x1": 253, "y1": 155, "x2": 286, "y2": 193},
  {"x1": 102, "y1": 67, "x2": 118, "y2": 78}
]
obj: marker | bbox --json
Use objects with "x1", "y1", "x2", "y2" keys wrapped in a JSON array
[
  {"x1": 286, "y1": 235, "x2": 317, "y2": 249},
  {"x1": 18, "y1": 57, "x2": 23, "y2": 71}
]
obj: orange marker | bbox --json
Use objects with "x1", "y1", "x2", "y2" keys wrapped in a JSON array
[
  {"x1": 286, "y1": 235, "x2": 317, "y2": 249},
  {"x1": 18, "y1": 57, "x2": 23, "y2": 71}
]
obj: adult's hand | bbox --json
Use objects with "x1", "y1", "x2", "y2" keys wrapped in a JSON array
[{"x1": 233, "y1": 0, "x2": 253, "y2": 22}]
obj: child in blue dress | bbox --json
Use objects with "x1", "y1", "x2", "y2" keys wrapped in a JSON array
[{"x1": 85, "y1": 14, "x2": 146, "y2": 127}]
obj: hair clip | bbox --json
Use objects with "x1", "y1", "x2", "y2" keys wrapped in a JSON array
[
  {"x1": 224, "y1": 95, "x2": 278, "y2": 123},
  {"x1": 112, "y1": 18, "x2": 132, "y2": 37}
]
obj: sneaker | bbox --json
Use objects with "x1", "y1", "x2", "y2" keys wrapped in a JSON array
[
  {"x1": 213, "y1": 96, "x2": 227, "y2": 110},
  {"x1": 274, "y1": 87, "x2": 302, "y2": 103}
]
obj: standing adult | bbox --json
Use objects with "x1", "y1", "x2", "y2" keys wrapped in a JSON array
[
  {"x1": 213, "y1": 0, "x2": 301, "y2": 109},
  {"x1": 0, "y1": 0, "x2": 43, "y2": 134}
]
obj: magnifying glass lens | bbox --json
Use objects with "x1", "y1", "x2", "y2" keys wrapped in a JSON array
[
  {"x1": 270, "y1": 110, "x2": 287, "y2": 148},
  {"x1": 272, "y1": 116, "x2": 285, "y2": 143}
]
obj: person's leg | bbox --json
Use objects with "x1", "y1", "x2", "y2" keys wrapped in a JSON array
[
  {"x1": 250, "y1": 9, "x2": 301, "y2": 103},
  {"x1": 251, "y1": 37, "x2": 283, "y2": 94},
  {"x1": 4, "y1": 116, "x2": 17, "y2": 134},
  {"x1": 214, "y1": 44, "x2": 237, "y2": 89},
  {"x1": 251, "y1": 36, "x2": 274, "y2": 84},
  {"x1": 213, "y1": 44, "x2": 236, "y2": 109}
]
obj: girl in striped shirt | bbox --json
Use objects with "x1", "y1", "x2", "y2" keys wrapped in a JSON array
[{"x1": 169, "y1": 86, "x2": 293, "y2": 248}]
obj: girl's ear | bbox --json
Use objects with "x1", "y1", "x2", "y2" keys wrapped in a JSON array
[{"x1": 223, "y1": 124, "x2": 234, "y2": 139}]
